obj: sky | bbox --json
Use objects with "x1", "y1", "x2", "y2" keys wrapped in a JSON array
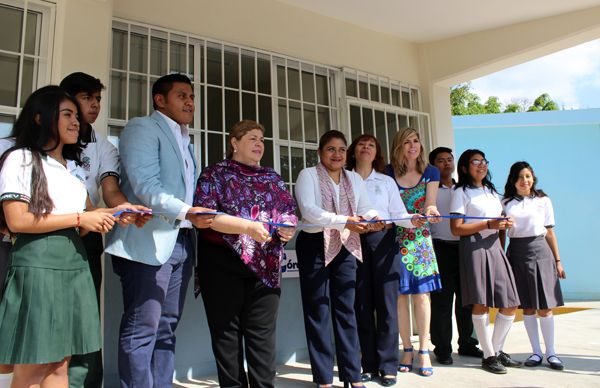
[{"x1": 469, "y1": 38, "x2": 600, "y2": 110}]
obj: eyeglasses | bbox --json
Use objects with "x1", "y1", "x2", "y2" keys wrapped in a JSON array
[{"x1": 470, "y1": 158, "x2": 489, "y2": 166}]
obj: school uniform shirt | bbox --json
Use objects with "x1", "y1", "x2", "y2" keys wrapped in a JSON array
[
  {"x1": 357, "y1": 169, "x2": 413, "y2": 229},
  {"x1": 449, "y1": 186, "x2": 502, "y2": 222},
  {"x1": 295, "y1": 167, "x2": 378, "y2": 233},
  {"x1": 504, "y1": 196, "x2": 555, "y2": 238},
  {"x1": 430, "y1": 182, "x2": 459, "y2": 241},
  {"x1": 0, "y1": 149, "x2": 87, "y2": 213}
]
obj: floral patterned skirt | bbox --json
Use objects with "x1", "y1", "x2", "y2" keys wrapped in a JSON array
[{"x1": 397, "y1": 226, "x2": 442, "y2": 295}]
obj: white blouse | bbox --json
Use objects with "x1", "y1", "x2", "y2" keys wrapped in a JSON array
[
  {"x1": 359, "y1": 169, "x2": 413, "y2": 228},
  {"x1": 450, "y1": 186, "x2": 503, "y2": 223},
  {"x1": 504, "y1": 196, "x2": 554, "y2": 238},
  {"x1": 295, "y1": 166, "x2": 379, "y2": 233},
  {"x1": 0, "y1": 149, "x2": 87, "y2": 214},
  {"x1": 430, "y1": 183, "x2": 459, "y2": 241}
]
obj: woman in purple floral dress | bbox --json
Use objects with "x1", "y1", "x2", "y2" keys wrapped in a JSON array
[{"x1": 193, "y1": 120, "x2": 297, "y2": 388}]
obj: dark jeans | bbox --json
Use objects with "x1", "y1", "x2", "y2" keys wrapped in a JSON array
[
  {"x1": 69, "y1": 231, "x2": 103, "y2": 388},
  {"x1": 296, "y1": 232, "x2": 361, "y2": 384},
  {"x1": 199, "y1": 242, "x2": 280, "y2": 388},
  {"x1": 430, "y1": 239, "x2": 478, "y2": 357},
  {"x1": 355, "y1": 228, "x2": 400, "y2": 376},
  {"x1": 112, "y1": 229, "x2": 194, "y2": 388}
]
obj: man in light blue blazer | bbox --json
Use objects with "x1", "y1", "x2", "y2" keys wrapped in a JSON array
[{"x1": 105, "y1": 74, "x2": 215, "y2": 388}]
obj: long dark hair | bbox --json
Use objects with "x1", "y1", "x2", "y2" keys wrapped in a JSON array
[
  {"x1": 346, "y1": 134, "x2": 385, "y2": 173},
  {"x1": 0, "y1": 85, "x2": 85, "y2": 226},
  {"x1": 503, "y1": 161, "x2": 546, "y2": 203},
  {"x1": 455, "y1": 149, "x2": 497, "y2": 193}
]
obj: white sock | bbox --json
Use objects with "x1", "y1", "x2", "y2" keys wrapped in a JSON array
[
  {"x1": 472, "y1": 314, "x2": 494, "y2": 358},
  {"x1": 523, "y1": 314, "x2": 543, "y2": 356},
  {"x1": 539, "y1": 314, "x2": 556, "y2": 357},
  {"x1": 492, "y1": 312, "x2": 515, "y2": 354}
]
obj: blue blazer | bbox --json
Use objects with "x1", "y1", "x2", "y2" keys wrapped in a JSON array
[{"x1": 105, "y1": 111, "x2": 196, "y2": 265}]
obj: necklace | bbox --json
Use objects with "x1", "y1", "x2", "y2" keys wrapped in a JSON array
[{"x1": 48, "y1": 154, "x2": 67, "y2": 167}]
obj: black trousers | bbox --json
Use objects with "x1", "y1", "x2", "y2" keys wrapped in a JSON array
[
  {"x1": 198, "y1": 242, "x2": 280, "y2": 388},
  {"x1": 69, "y1": 231, "x2": 103, "y2": 388},
  {"x1": 430, "y1": 239, "x2": 478, "y2": 357},
  {"x1": 296, "y1": 232, "x2": 361, "y2": 384},
  {"x1": 355, "y1": 228, "x2": 400, "y2": 376}
]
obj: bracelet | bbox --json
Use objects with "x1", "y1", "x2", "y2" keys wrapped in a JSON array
[
  {"x1": 487, "y1": 220, "x2": 491, "y2": 229},
  {"x1": 76, "y1": 212, "x2": 81, "y2": 228},
  {"x1": 555, "y1": 260, "x2": 561, "y2": 262}
]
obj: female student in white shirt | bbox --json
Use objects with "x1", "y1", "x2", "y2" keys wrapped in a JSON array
[
  {"x1": 502, "y1": 161, "x2": 566, "y2": 371},
  {"x1": 449, "y1": 149, "x2": 521, "y2": 375}
]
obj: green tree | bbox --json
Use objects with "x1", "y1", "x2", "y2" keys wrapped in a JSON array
[
  {"x1": 450, "y1": 83, "x2": 484, "y2": 115},
  {"x1": 527, "y1": 93, "x2": 559, "y2": 112},
  {"x1": 484, "y1": 96, "x2": 502, "y2": 114},
  {"x1": 503, "y1": 103, "x2": 521, "y2": 113}
]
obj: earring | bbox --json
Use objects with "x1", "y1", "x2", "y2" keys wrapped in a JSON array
[{"x1": 234, "y1": 148, "x2": 237, "y2": 153}]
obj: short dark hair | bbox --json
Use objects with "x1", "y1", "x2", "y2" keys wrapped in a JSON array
[
  {"x1": 455, "y1": 149, "x2": 497, "y2": 193},
  {"x1": 346, "y1": 134, "x2": 385, "y2": 173},
  {"x1": 227, "y1": 120, "x2": 265, "y2": 159},
  {"x1": 152, "y1": 73, "x2": 192, "y2": 110},
  {"x1": 429, "y1": 146, "x2": 453, "y2": 165},
  {"x1": 60, "y1": 72, "x2": 105, "y2": 96},
  {"x1": 318, "y1": 130, "x2": 347, "y2": 150}
]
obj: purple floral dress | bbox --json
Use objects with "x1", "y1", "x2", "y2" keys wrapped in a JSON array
[{"x1": 193, "y1": 159, "x2": 297, "y2": 288}]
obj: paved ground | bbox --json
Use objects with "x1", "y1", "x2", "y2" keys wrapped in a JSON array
[{"x1": 175, "y1": 301, "x2": 600, "y2": 387}]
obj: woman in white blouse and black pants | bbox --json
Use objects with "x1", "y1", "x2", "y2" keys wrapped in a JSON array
[
  {"x1": 295, "y1": 130, "x2": 378, "y2": 388},
  {"x1": 346, "y1": 134, "x2": 422, "y2": 386},
  {"x1": 503, "y1": 161, "x2": 566, "y2": 371}
]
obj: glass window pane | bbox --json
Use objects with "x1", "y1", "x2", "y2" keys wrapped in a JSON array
[
  {"x1": 289, "y1": 101, "x2": 302, "y2": 141},
  {"x1": 278, "y1": 99, "x2": 288, "y2": 140},
  {"x1": 0, "y1": 114, "x2": 15, "y2": 138},
  {"x1": 277, "y1": 65, "x2": 286, "y2": 98},
  {"x1": 291, "y1": 147, "x2": 303, "y2": 181},
  {"x1": 258, "y1": 95, "x2": 272, "y2": 138},
  {"x1": 345, "y1": 78, "x2": 357, "y2": 97},
  {"x1": 381, "y1": 86, "x2": 390, "y2": 104},
  {"x1": 128, "y1": 74, "x2": 148, "y2": 119},
  {"x1": 241, "y1": 50, "x2": 255, "y2": 91},
  {"x1": 349, "y1": 105, "x2": 361, "y2": 141},
  {"x1": 306, "y1": 149, "x2": 318, "y2": 168},
  {"x1": 303, "y1": 104, "x2": 317, "y2": 143},
  {"x1": 279, "y1": 146, "x2": 290, "y2": 182},
  {"x1": 370, "y1": 83, "x2": 379, "y2": 102},
  {"x1": 224, "y1": 46, "x2": 239, "y2": 88},
  {"x1": 0, "y1": 53, "x2": 18, "y2": 106},
  {"x1": 24, "y1": 11, "x2": 40, "y2": 56},
  {"x1": 359, "y1": 81, "x2": 368, "y2": 99},
  {"x1": 386, "y1": 112, "x2": 397, "y2": 159},
  {"x1": 419, "y1": 116, "x2": 431, "y2": 151},
  {"x1": 170, "y1": 36, "x2": 187, "y2": 74},
  {"x1": 375, "y1": 110, "x2": 386, "y2": 144},
  {"x1": 110, "y1": 71, "x2": 126, "y2": 119},
  {"x1": 188, "y1": 43, "x2": 196, "y2": 81},
  {"x1": 287, "y1": 68, "x2": 300, "y2": 100},
  {"x1": 398, "y1": 114, "x2": 408, "y2": 129},
  {"x1": 207, "y1": 44, "x2": 222, "y2": 86},
  {"x1": 150, "y1": 33, "x2": 167, "y2": 76},
  {"x1": 207, "y1": 132, "x2": 223, "y2": 165},
  {"x1": 410, "y1": 115, "x2": 418, "y2": 129},
  {"x1": 391, "y1": 89, "x2": 400, "y2": 106},
  {"x1": 315, "y1": 74, "x2": 328, "y2": 105},
  {"x1": 242, "y1": 92, "x2": 256, "y2": 121},
  {"x1": 317, "y1": 107, "x2": 330, "y2": 136},
  {"x1": 112, "y1": 28, "x2": 127, "y2": 70},
  {"x1": 0, "y1": 5, "x2": 22, "y2": 52},
  {"x1": 207, "y1": 86, "x2": 222, "y2": 131},
  {"x1": 262, "y1": 139, "x2": 273, "y2": 168},
  {"x1": 302, "y1": 71, "x2": 315, "y2": 103},
  {"x1": 20, "y1": 57, "x2": 38, "y2": 107},
  {"x1": 107, "y1": 125, "x2": 123, "y2": 148},
  {"x1": 257, "y1": 54, "x2": 270, "y2": 94},
  {"x1": 402, "y1": 89, "x2": 410, "y2": 109},
  {"x1": 411, "y1": 89, "x2": 420, "y2": 110},
  {"x1": 129, "y1": 31, "x2": 148, "y2": 73},
  {"x1": 225, "y1": 89, "x2": 239, "y2": 132},
  {"x1": 362, "y1": 107, "x2": 374, "y2": 135}
]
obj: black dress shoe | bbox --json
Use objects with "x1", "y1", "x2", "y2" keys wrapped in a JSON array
[
  {"x1": 524, "y1": 354, "x2": 543, "y2": 367},
  {"x1": 435, "y1": 354, "x2": 453, "y2": 365},
  {"x1": 481, "y1": 356, "x2": 507, "y2": 374},
  {"x1": 497, "y1": 351, "x2": 523, "y2": 367},
  {"x1": 380, "y1": 376, "x2": 397, "y2": 387},
  {"x1": 547, "y1": 355, "x2": 565, "y2": 371},
  {"x1": 360, "y1": 372, "x2": 373, "y2": 382},
  {"x1": 458, "y1": 346, "x2": 484, "y2": 358}
]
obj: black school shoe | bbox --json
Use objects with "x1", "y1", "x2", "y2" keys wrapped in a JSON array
[
  {"x1": 482, "y1": 356, "x2": 507, "y2": 374},
  {"x1": 380, "y1": 376, "x2": 397, "y2": 387},
  {"x1": 360, "y1": 372, "x2": 374, "y2": 382},
  {"x1": 497, "y1": 351, "x2": 523, "y2": 367},
  {"x1": 547, "y1": 355, "x2": 565, "y2": 371},
  {"x1": 435, "y1": 353, "x2": 454, "y2": 365},
  {"x1": 458, "y1": 346, "x2": 484, "y2": 358}
]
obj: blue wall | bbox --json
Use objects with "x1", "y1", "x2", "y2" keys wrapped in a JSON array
[{"x1": 453, "y1": 108, "x2": 600, "y2": 301}]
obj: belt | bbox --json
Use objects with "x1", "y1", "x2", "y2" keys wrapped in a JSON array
[{"x1": 433, "y1": 238, "x2": 459, "y2": 245}]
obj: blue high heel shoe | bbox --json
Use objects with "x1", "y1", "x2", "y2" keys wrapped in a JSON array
[
  {"x1": 398, "y1": 347, "x2": 414, "y2": 372},
  {"x1": 418, "y1": 349, "x2": 434, "y2": 377}
]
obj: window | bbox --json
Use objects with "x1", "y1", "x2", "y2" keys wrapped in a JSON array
[
  {"x1": 109, "y1": 19, "x2": 339, "y2": 182},
  {"x1": 342, "y1": 68, "x2": 431, "y2": 160},
  {"x1": 0, "y1": 0, "x2": 53, "y2": 137}
]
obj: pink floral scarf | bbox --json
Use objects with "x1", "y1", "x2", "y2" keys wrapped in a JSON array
[{"x1": 316, "y1": 163, "x2": 362, "y2": 265}]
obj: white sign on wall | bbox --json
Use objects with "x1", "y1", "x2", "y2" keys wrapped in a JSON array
[{"x1": 281, "y1": 250, "x2": 299, "y2": 278}]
